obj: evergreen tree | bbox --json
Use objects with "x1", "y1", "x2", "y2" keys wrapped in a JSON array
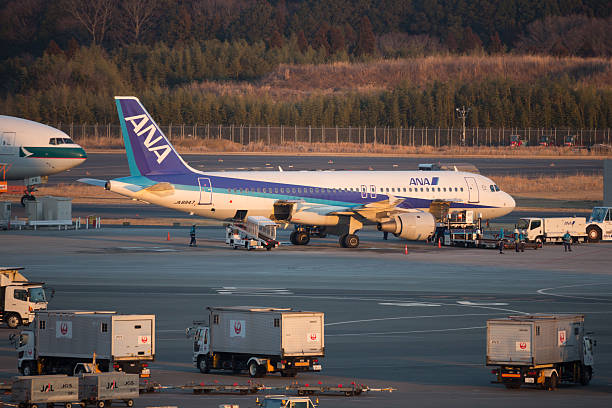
[{"x1": 355, "y1": 16, "x2": 376, "y2": 56}]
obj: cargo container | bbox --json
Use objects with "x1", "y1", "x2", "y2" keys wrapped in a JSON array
[
  {"x1": 16, "y1": 311, "x2": 155, "y2": 377},
  {"x1": 189, "y1": 306, "x2": 324, "y2": 377},
  {"x1": 12, "y1": 375, "x2": 80, "y2": 408},
  {"x1": 487, "y1": 315, "x2": 595, "y2": 390},
  {"x1": 517, "y1": 217, "x2": 587, "y2": 243},
  {"x1": 79, "y1": 372, "x2": 139, "y2": 407},
  {"x1": 1, "y1": 267, "x2": 48, "y2": 328}
]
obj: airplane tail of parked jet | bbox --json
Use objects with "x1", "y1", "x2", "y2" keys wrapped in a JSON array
[{"x1": 115, "y1": 96, "x2": 192, "y2": 177}]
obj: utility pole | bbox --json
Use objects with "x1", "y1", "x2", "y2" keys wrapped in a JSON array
[{"x1": 456, "y1": 106, "x2": 471, "y2": 146}]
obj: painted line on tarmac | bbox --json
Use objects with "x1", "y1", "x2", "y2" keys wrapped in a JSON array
[
  {"x1": 537, "y1": 283, "x2": 611, "y2": 302},
  {"x1": 326, "y1": 313, "x2": 504, "y2": 326},
  {"x1": 327, "y1": 326, "x2": 485, "y2": 337}
]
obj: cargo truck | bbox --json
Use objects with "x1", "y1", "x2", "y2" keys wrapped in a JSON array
[
  {"x1": 585, "y1": 207, "x2": 612, "y2": 242},
  {"x1": 15, "y1": 311, "x2": 155, "y2": 378},
  {"x1": 189, "y1": 306, "x2": 324, "y2": 378},
  {"x1": 1, "y1": 267, "x2": 48, "y2": 328},
  {"x1": 516, "y1": 217, "x2": 587, "y2": 244},
  {"x1": 487, "y1": 315, "x2": 595, "y2": 390}
]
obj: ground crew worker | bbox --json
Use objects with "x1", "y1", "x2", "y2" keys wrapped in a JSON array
[
  {"x1": 189, "y1": 224, "x2": 197, "y2": 247},
  {"x1": 514, "y1": 229, "x2": 520, "y2": 252},
  {"x1": 563, "y1": 230, "x2": 572, "y2": 252},
  {"x1": 519, "y1": 229, "x2": 526, "y2": 252},
  {"x1": 383, "y1": 231, "x2": 389, "y2": 240}
]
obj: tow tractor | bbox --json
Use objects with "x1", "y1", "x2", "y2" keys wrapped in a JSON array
[
  {"x1": 586, "y1": 207, "x2": 612, "y2": 242},
  {"x1": 225, "y1": 216, "x2": 280, "y2": 250}
]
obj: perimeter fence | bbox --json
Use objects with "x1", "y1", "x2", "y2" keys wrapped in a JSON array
[{"x1": 54, "y1": 124, "x2": 612, "y2": 147}]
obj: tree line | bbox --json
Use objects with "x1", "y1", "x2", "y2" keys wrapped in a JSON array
[
  {"x1": 1, "y1": 0, "x2": 610, "y2": 60},
  {"x1": 4, "y1": 73, "x2": 610, "y2": 129}
]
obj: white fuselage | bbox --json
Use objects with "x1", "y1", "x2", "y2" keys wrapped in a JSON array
[
  {"x1": 110, "y1": 170, "x2": 515, "y2": 222},
  {"x1": 0, "y1": 116, "x2": 86, "y2": 181}
]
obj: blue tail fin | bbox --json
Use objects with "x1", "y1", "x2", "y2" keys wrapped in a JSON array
[{"x1": 115, "y1": 96, "x2": 191, "y2": 176}]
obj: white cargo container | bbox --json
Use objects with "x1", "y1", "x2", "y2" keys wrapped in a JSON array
[
  {"x1": 16, "y1": 311, "x2": 155, "y2": 378},
  {"x1": 189, "y1": 306, "x2": 324, "y2": 378},
  {"x1": 12, "y1": 375, "x2": 80, "y2": 408},
  {"x1": 487, "y1": 315, "x2": 595, "y2": 390},
  {"x1": 79, "y1": 372, "x2": 139, "y2": 407},
  {"x1": 517, "y1": 217, "x2": 587, "y2": 243}
]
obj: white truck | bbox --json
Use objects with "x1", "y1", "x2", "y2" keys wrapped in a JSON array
[
  {"x1": 15, "y1": 311, "x2": 155, "y2": 378},
  {"x1": 1, "y1": 267, "x2": 48, "y2": 328},
  {"x1": 189, "y1": 306, "x2": 324, "y2": 378},
  {"x1": 585, "y1": 207, "x2": 612, "y2": 242},
  {"x1": 487, "y1": 315, "x2": 595, "y2": 390},
  {"x1": 516, "y1": 217, "x2": 587, "y2": 244}
]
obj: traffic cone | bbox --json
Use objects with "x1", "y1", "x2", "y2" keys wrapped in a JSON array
[
  {"x1": 167, "y1": 232, "x2": 170, "y2": 241},
  {"x1": 438, "y1": 239, "x2": 442, "y2": 248},
  {"x1": 404, "y1": 245, "x2": 408, "y2": 255}
]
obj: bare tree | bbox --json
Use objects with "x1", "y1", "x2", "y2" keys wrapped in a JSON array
[
  {"x1": 118, "y1": 0, "x2": 159, "y2": 44},
  {"x1": 64, "y1": 0, "x2": 116, "y2": 45}
]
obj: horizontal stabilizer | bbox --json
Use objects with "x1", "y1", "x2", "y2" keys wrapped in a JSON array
[{"x1": 77, "y1": 178, "x2": 107, "y2": 187}]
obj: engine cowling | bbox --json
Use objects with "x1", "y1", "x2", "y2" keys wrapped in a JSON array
[{"x1": 377, "y1": 212, "x2": 436, "y2": 241}]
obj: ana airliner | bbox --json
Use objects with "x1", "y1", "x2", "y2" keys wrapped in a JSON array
[
  {"x1": 79, "y1": 97, "x2": 515, "y2": 248},
  {"x1": 0, "y1": 116, "x2": 87, "y2": 205}
]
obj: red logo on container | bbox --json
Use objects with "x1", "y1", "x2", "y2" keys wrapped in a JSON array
[
  {"x1": 559, "y1": 332, "x2": 565, "y2": 343},
  {"x1": 60, "y1": 323, "x2": 68, "y2": 335},
  {"x1": 310, "y1": 334, "x2": 317, "y2": 341},
  {"x1": 234, "y1": 322, "x2": 242, "y2": 335},
  {"x1": 519, "y1": 342, "x2": 527, "y2": 349},
  {"x1": 141, "y1": 336, "x2": 148, "y2": 343}
]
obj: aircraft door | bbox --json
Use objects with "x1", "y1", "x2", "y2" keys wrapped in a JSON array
[
  {"x1": 361, "y1": 185, "x2": 368, "y2": 199},
  {"x1": 464, "y1": 177, "x2": 479, "y2": 203},
  {"x1": 198, "y1": 177, "x2": 213, "y2": 205}
]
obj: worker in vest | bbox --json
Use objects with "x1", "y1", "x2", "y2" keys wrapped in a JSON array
[{"x1": 563, "y1": 230, "x2": 572, "y2": 252}]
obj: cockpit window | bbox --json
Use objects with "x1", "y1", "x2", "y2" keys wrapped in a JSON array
[
  {"x1": 49, "y1": 138, "x2": 74, "y2": 145},
  {"x1": 495, "y1": 185, "x2": 500, "y2": 191},
  {"x1": 490, "y1": 185, "x2": 495, "y2": 192}
]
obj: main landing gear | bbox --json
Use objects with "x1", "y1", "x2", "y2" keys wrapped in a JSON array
[
  {"x1": 339, "y1": 234, "x2": 359, "y2": 248},
  {"x1": 20, "y1": 185, "x2": 37, "y2": 206},
  {"x1": 290, "y1": 226, "x2": 361, "y2": 248}
]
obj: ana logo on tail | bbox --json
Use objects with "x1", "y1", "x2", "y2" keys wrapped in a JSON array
[{"x1": 124, "y1": 114, "x2": 172, "y2": 164}]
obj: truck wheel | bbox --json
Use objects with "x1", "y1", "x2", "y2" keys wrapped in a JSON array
[
  {"x1": 5, "y1": 313, "x2": 22, "y2": 329},
  {"x1": 248, "y1": 361, "x2": 261, "y2": 378},
  {"x1": 198, "y1": 357, "x2": 210, "y2": 374},
  {"x1": 535, "y1": 236, "x2": 543, "y2": 246},
  {"x1": 125, "y1": 400, "x2": 134, "y2": 407},
  {"x1": 22, "y1": 363, "x2": 34, "y2": 376},
  {"x1": 587, "y1": 226, "x2": 601, "y2": 243},
  {"x1": 97, "y1": 401, "x2": 105, "y2": 408},
  {"x1": 65, "y1": 403, "x2": 72, "y2": 408}
]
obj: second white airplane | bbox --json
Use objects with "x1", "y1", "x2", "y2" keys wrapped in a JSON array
[{"x1": 80, "y1": 96, "x2": 515, "y2": 248}]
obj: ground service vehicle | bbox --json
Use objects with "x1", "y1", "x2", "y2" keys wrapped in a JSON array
[
  {"x1": 79, "y1": 372, "x2": 139, "y2": 407},
  {"x1": 586, "y1": 207, "x2": 612, "y2": 242},
  {"x1": 487, "y1": 315, "x2": 595, "y2": 390},
  {"x1": 189, "y1": 306, "x2": 324, "y2": 378},
  {"x1": 0, "y1": 267, "x2": 48, "y2": 328},
  {"x1": 257, "y1": 395, "x2": 319, "y2": 408},
  {"x1": 517, "y1": 217, "x2": 587, "y2": 243},
  {"x1": 16, "y1": 311, "x2": 155, "y2": 377},
  {"x1": 225, "y1": 216, "x2": 280, "y2": 250},
  {"x1": 12, "y1": 375, "x2": 80, "y2": 408}
]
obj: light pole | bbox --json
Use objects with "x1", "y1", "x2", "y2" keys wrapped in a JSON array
[{"x1": 456, "y1": 106, "x2": 471, "y2": 146}]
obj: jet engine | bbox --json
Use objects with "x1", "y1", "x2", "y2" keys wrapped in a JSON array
[{"x1": 377, "y1": 212, "x2": 436, "y2": 241}]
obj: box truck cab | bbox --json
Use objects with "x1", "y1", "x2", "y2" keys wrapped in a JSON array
[
  {"x1": 586, "y1": 207, "x2": 612, "y2": 242},
  {"x1": 189, "y1": 307, "x2": 324, "y2": 378},
  {"x1": 1, "y1": 267, "x2": 48, "y2": 328}
]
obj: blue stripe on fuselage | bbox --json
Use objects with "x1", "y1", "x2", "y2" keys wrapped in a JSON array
[{"x1": 124, "y1": 172, "x2": 495, "y2": 210}]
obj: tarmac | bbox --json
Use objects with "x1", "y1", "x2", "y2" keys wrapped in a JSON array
[{"x1": 1, "y1": 226, "x2": 611, "y2": 407}]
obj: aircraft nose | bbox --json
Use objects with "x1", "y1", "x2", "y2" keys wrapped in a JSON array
[
  {"x1": 76, "y1": 146, "x2": 87, "y2": 159},
  {"x1": 504, "y1": 192, "x2": 516, "y2": 210}
]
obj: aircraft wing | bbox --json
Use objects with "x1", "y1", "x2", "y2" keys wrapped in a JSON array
[
  {"x1": 77, "y1": 178, "x2": 107, "y2": 187},
  {"x1": 328, "y1": 196, "x2": 411, "y2": 222}
]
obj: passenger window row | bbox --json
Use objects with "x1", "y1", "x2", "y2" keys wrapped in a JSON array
[{"x1": 227, "y1": 186, "x2": 464, "y2": 194}]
